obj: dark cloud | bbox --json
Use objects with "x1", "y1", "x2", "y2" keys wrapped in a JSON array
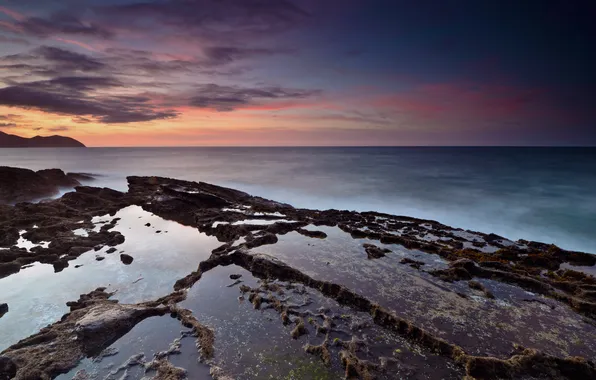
[
  {"x1": 99, "y1": 0, "x2": 309, "y2": 38},
  {"x1": 43, "y1": 76, "x2": 122, "y2": 91},
  {"x1": 47, "y1": 126, "x2": 70, "y2": 132},
  {"x1": 4, "y1": 12, "x2": 114, "y2": 39},
  {"x1": 202, "y1": 46, "x2": 293, "y2": 66},
  {"x1": 100, "y1": 46, "x2": 291, "y2": 77},
  {"x1": 1, "y1": 46, "x2": 106, "y2": 78},
  {"x1": 0, "y1": 35, "x2": 31, "y2": 45},
  {"x1": 35, "y1": 46, "x2": 105, "y2": 72},
  {"x1": 0, "y1": 83, "x2": 178, "y2": 123},
  {"x1": 190, "y1": 83, "x2": 320, "y2": 111},
  {"x1": 0, "y1": 123, "x2": 17, "y2": 128},
  {"x1": 0, "y1": 114, "x2": 22, "y2": 121}
]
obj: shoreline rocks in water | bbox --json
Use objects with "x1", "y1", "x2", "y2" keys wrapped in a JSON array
[
  {"x1": 0, "y1": 166, "x2": 95, "y2": 204},
  {"x1": 1, "y1": 166, "x2": 596, "y2": 379},
  {"x1": 0, "y1": 303, "x2": 7, "y2": 318}
]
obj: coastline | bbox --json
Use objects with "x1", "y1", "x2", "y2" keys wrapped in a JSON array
[{"x1": 1, "y1": 168, "x2": 595, "y2": 379}]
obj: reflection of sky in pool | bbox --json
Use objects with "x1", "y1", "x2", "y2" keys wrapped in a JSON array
[{"x1": 0, "y1": 206, "x2": 220, "y2": 350}]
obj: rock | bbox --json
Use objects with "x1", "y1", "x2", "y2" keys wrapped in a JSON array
[
  {"x1": 156, "y1": 230, "x2": 162, "y2": 233},
  {"x1": 450, "y1": 258, "x2": 478, "y2": 272},
  {"x1": 95, "y1": 256, "x2": 105, "y2": 261},
  {"x1": 0, "y1": 356, "x2": 17, "y2": 380},
  {"x1": 0, "y1": 166, "x2": 70, "y2": 203},
  {"x1": 363, "y1": 243, "x2": 391, "y2": 259},
  {"x1": 400, "y1": 257, "x2": 425, "y2": 269},
  {"x1": 106, "y1": 247, "x2": 117, "y2": 254},
  {"x1": 145, "y1": 223, "x2": 151, "y2": 227},
  {"x1": 120, "y1": 254, "x2": 134, "y2": 265},
  {"x1": 37, "y1": 169, "x2": 80, "y2": 188},
  {"x1": 245, "y1": 233, "x2": 278, "y2": 249},
  {"x1": 296, "y1": 228, "x2": 328, "y2": 239},
  {"x1": 75, "y1": 304, "x2": 161, "y2": 341},
  {"x1": 230, "y1": 274, "x2": 242, "y2": 280},
  {"x1": 0, "y1": 303, "x2": 8, "y2": 318}
]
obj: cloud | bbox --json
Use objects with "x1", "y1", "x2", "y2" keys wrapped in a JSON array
[
  {"x1": 0, "y1": 123, "x2": 17, "y2": 128},
  {"x1": 98, "y1": 0, "x2": 309, "y2": 40},
  {"x1": 0, "y1": 114, "x2": 22, "y2": 121},
  {"x1": 0, "y1": 35, "x2": 30, "y2": 45},
  {"x1": 47, "y1": 126, "x2": 70, "y2": 132},
  {"x1": 0, "y1": 83, "x2": 178, "y2": 123},
  {"x1": 190, "y1": 84, "x2": 321, "y2": 111},
  {"x1": 1, "y1": 11, "x2": 114, "y2": 39},
  {"x1": 1, "y1": 46, "x2": 106, "y2": 79},
  {"x1": 201, "y1": 46, "x2": 293, "y2": 66},
  {"x1": 35, "y1": 46, "x2": 106, "y2": 71}
]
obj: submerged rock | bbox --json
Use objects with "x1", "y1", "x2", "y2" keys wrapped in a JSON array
[
  {"x1": 363, "y1": 243, "x2": 391, "y2": 259},
  {"x1": 0, "y1": 303, "x2": 7, "y2": 318},
  {"x1": 120, "y1": 254, "x2": 134, "y2": 265}
]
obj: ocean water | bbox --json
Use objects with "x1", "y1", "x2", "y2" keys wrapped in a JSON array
[{"x1": 1, "y1": 147, "x2": 595, "y2": 253}]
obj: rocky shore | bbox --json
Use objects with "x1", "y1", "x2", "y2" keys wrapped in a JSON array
[{"x1": 0, "y1": 167, "x2": 595, "y2": 379}]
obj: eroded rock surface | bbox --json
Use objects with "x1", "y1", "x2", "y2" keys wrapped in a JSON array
[{"x1": 1, "y1": 169, "x2": 596, "y2": 379}]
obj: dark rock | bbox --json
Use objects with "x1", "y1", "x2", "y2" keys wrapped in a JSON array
[
  {"x1": 52, "y1": 261, "x2": 69, "y2": 273},
  {"x1": 156, "y1": 230, "x2": 162, "y2": 233},
  {"x1": 400, "y1": 257, "x2": 425, "y2": 269},
  {"x1": 363, "y1": 243, "x2": 391, "y2": 259},
  {"x1": 0, "y1": 262, "x2": 21, "y2": 279},
  {"x1": 120, "y1": 254, "x2": 134, "y2": 265},
  {"x1": 296, "y1": 228, "x2": 327, "y2": 239},
  {"x1": 0, "y1": 227, "x2": 19, "y2": 246},
  {"x1": 230, "y1": 274, "x2": 242, "y2": 280},
  {"x1": 95, "y1": 256, "x2": 105, "y2": 261},
  {"x1": 450, "y1": 258, "x2": 478, "y2": 272},
  {"x1": 0, "y1": 356, "x2": 17, "y2": 380},
  {"x1": 245, "y1": 233, "x2": 278, "y2": 249},
  {"x1": 37, "y1": 169, "x2": 80, "y2": 188},
  {"x1": 106, "y1": 247, "x2": 117, "y2": 254},
  {"x1": 0, "y1": 166, "x2": 78, "y2": 204},
  {"x1": 67, "y1": 172, "x2": 95, "y2": 182},
  {"x1": 145, "y1": 223, "x2": 151, "y2": 227},
  {"x1": 0, "y1": 303, "x2": 8, "y2": 318}
]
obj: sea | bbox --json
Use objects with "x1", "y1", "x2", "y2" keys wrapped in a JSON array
[{"x1": 1, "y1": 146, "x2": 595, "y2": 253}]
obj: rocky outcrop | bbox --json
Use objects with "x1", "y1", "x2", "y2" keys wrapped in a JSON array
[
  {"x1": 2, "y1": 170, "x2": 596, "y2": 380},
  {"x1": 0, "y1": 166, "x2": 94, "y2": 204},
  {"x1": 1, "y1": 288, "x2": 168, "y2": 379},
  {"x1": 0, "y1": 303, "x2": 7, "y2": 318}
]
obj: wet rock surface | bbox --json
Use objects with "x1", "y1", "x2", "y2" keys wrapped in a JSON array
[
  {"x1": 1, "y1": 168, "x2": 596, "y2": 379},
  {"x1": 0, "y1": 166, "x2": 94, "y2": 204}
]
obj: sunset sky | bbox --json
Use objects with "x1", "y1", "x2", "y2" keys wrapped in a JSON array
[{"x1": 0, "y1": 0, "x2": 594, "y2": 146}]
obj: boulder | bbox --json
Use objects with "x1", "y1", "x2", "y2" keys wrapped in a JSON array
[
  {"x1": 0, "y1": 303, "x2": 8, "y2": 318},
  {"x1": 120, "y1": 254, "x2": 134, "y2": 265},
  {"x1": 0, "y1": 166, "x2": 91, "y2": 204}
]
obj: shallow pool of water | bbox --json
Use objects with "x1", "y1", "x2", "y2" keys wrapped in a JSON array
[{"x1": 0, "y1": 205, "x2": 220, "y2": 350}]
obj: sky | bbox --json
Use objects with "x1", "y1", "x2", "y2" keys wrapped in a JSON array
[{"x1": 0, "y1": 0, "x2": 594, "y2": 147}]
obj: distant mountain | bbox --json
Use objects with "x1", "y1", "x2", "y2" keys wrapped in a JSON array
[{"x1": 0, "y1": 131, "x2": 85, "y2": 148}]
